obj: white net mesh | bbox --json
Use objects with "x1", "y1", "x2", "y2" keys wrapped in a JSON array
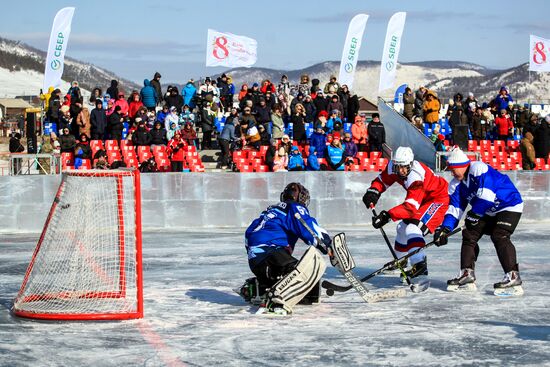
[{"x1": 13, "y1": 170, "x2": 142, "y2": 319}]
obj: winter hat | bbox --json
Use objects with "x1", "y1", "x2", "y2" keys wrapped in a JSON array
[
  {"x1": 447, "y1": 146, "x2": 470, "y2": 168},
  {"x1": 60, "y1": 105, "x2": 70, "y2": 114},
  {"x1": 282, "y1": 134, "x2": 290, "y2": 141},
  {"x1": 437, "y1": 134, "x2": 445, "y2": 141},
  {"x1": 333, "y1": 132, "x2": 341, "y2": 140},
  {"x1": 331, "y1": 109, "x2": 339, "y2": 115},
  {"x1": 372, "y1": 113, "x2": 380, "y2": 119},
  {"x1": 318, "y1": 110, "x2": 329, "y2": 118},
  {"x1": 252, "y1": 83, "x2": 259, "y2": 87},
  {"x1": 291, "y1": 146, "x2": 300, "y2": 152},
  {"x1": 309, "y1": 146, "x2": 316, "y2": 153}
]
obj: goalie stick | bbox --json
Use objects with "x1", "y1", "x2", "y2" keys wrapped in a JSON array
[
  {"x1": 294, "y1": 213, "x2": 405, "y2": 303},
  {"x1": 322, "y1": 226, "x2": 462, "y2": 294}
]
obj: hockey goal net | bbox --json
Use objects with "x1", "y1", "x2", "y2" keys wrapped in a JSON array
[{"x1": 13, "y1": 169, "x2": 143, "y2": 320}]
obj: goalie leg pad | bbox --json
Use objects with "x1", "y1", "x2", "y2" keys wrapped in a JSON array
[
  {"x1": 330, "y1": 232, "x2": 355, "y2": 272},
  {"x1": 268, "y1": 246, "x2": 326, "y2": 313}
]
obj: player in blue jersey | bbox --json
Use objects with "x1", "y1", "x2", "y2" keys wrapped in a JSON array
[
  {"x1": 238, "y1": 182, "x2": 332, "y2": 314},
  {"x1": 434, "y1": 147, "x2": 524, "y2": 295}
]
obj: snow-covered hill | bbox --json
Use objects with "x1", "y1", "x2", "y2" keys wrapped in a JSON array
[
  {"x1": 221, "y1": 60, "x2": 488, "y2": 101},
  {"x1": 0, "y1": 37, "x2": 139, "y2": 98}
]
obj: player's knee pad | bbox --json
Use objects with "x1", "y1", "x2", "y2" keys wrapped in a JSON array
[
  {"x1": 268, "y1": 246, "x2": 327, "y2": 313},
  {"x1": 462, "y1": 227, "x2": 482, "y2": 245},
  {"x1": 490, "y1": 226, "x2": 512, "y2": 246}
]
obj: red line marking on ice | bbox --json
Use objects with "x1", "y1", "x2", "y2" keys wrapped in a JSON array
[{"x1": 137, "y1": 321, "x2": 187, "y2": 367}]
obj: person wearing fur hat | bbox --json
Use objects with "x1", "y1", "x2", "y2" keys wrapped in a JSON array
[
  {"x1": 434, "y1": 147, "x2": 524, "y2": 296},
  {"x1": 422, "y1": 90, "x2": 440, "y2": 127},
  {"x1": 323, "y1": 75, "x2": 341, "y2": 94}
]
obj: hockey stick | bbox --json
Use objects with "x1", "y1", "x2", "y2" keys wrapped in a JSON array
[
  {"x1": 322, "y1": 226, "x2": 462, "y2": 294},
  {"x1": 372, "y1": 208, "x2": 430, "y2": 293},
  {"x1": 295, "y1": 213, "x2": 405, "y2": 303}
]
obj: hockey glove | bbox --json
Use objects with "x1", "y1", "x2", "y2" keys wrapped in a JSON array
[
  {"x1": 465, "y1": 210, "x2": 482, "y2": 231},
  {"x1": 362, "y1": 188, "x2": 380, "y2": 209},
  {"x1": 434, "y1": 226, "x2": 451, "y2": 247},
  {"x1": 315, "y1": 232, "x2": 332, "y2": 255},
  {"x1": 372, "y1": 210, "x2": 391, "y2": 229}
]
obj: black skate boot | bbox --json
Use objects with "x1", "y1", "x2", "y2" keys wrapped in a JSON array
[
  {"x1": 402, "y1": 259, "x2": 428, "y2": 281},
  {"x1": 385, "y1": 257, "x2": 408, "y2": 274},
  {"x1": 447, "y1": 268, "x2": 476, "y2": 291},
  {"x1": 493, "y1": 271, "x2": 524, "y2": 296},
  {"x1": 235, "y1": 277, "x2": 265, "y2": 305}
]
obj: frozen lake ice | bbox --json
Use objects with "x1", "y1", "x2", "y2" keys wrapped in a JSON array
[{"x1": 1, "y1": 224, "x2": 549, "y2": 366}]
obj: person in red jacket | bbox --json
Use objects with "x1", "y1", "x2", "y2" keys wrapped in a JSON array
[
  {"x1": 128, "y1": 91, "x2": 144, "y2": 121},
  {"x1": 362, "y1": 146, "x2": 449, "y2": 278},
  {"x1": 167, "y1": 130, "x2": 187, "y2": 172},
  {"x1": 494, "y1": 109, "x2": 514, "y2": 141}
]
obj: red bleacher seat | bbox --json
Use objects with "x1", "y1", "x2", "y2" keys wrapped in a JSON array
[
  {"x1": 370, "y1": 151, "x2": 382, "y2": 160},
  {"x1": 480, "y1": 140, "x2": 491, "y2": 152},
  {"x1": 239, "y1": 164, "x2": 252, "y2": 172},
  {"x1": 255, "y1": 165, "x2": 269, "y2": 172},
  {"x1": 119, "y1": 139, "x2": 133, "y2": 149},
  {"x1": 78, "y1": 159, "x2": 92, "y2": 170},
  {"x1": 507, "y1": 140, "x2": 519, "y2": 152},
  {"x1": 376, "y1": 158, "x2": 388, "y2": 170},
  {"x1": 124, "y1": 156, "x2": 139, "y2": 168},
  {"x1": 494, "y1": 140, "x2": 505, "y2": 152},
  {"x1": 105, "y1": 140, "x2": 119, "y2": 151},
  {"x1": 248, "y1": 150, "x2": 260, "y2": 159},
  {"x1": 107, "y1": 151, "x2": 122, "y2": 164},
  {"x1": 184, "y1": 145, "x2": 196, "y2": 152},
  {"x1": 61, "y1": 152, "x2": 74, "y2": 169},
  {"x1": 152, "y1": 145, "x2": 166, "y2": 154},
  {"x1": 259, "y1": 146, "x2": 269, "y2": 157},
  {"x1": 468, "y1": 140, "x2": 477, "y2": 152}
]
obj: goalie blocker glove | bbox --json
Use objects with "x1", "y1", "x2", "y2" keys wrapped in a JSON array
[
  {"x1": 362, "y1": 188, "x2": 380, "y2": 209},
  {"x1": 433, "y1": 226, "x2": 451, "y2": 247},
  {"x1": 372, "y1": 210, "x2": 391, "y2": 229}
]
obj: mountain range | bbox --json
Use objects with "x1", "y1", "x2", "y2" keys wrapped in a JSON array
[{"x1": 0, "y1": 36, "x2": 547, "y2": 105}]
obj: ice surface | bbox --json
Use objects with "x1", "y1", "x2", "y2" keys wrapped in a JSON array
[{"x1": 1, "y1": 224, "x2": 549, "y2": 366}]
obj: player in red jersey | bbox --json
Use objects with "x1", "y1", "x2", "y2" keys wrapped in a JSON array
[{"x1": 362, "y1": 147, "x2": 449, "y2": 278}]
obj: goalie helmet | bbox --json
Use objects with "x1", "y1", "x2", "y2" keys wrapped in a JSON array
[
  {"x1": 280, "y1": 182, "x2": 310, "y2": 207},
  {"x1": 392, "y1": 146, "x2": 414, "y2": 179}
]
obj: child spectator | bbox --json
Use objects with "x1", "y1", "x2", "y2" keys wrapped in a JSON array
[
  {"x1": 306, "y1": 146, "x2": 320, "y2": 171},
  {"x1": 150, "y1": 121, "x2": 168, "y2": 147},
  {"x1": 343, "y1": 132, "x2": 358, "y2": 165},
  {"x1": 273, "y1": 146, "x2": 288, "y2": 172},
  {"x1": 309, "y1": 125, "x2": 327, "y2": 159},
  {"x1": 288, "y1": 146, "x2": 305, "y2": 171},
  {"x1": 494, "y1": 109, "x2": 514, "y2": 141}
]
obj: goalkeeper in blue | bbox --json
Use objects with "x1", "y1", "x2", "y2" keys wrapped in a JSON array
[
  {"x1": 434, "y1": 147, "x2": 524, "y2": 296},
  {"x1": 237, "y1": 182, "x2": 332, "y2": 315}
]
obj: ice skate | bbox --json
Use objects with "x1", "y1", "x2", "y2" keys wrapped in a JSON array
[
  {"x1": 255, "y1": 300, "x2": 290, "y2": 316},
  {"x1": 401, "y1": 258, "x2": 428, "y2": 283},
  {"x1": 493, "y1": 271, "x2": 524, "y2": 296},
  {"x1": 385, "y1": 257, "x2": 408, "y2": 275},
  {"x1": 447, "y1": 268, "x2": 477, "y2": 292},
  {"x1": 235, "y1": 277, "x2": 265, "y2": 305}
]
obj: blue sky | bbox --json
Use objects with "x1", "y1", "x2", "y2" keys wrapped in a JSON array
[{"x1": 2, "y1": 0, "x2": 549, "y2": 83}]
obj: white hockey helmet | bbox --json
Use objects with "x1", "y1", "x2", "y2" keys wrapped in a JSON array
[{"x1": 392, "y1": 147, "x2": 414, "y2": 178}]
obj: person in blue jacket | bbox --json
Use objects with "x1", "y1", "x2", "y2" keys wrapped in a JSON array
[
  {"x1": 288, "y1": 146, "x2": 305, "y2": 171},
  {"x1": 182, "y1": 79, "x2": 197, "y2": 109},
  {"x1": 434, "y1": 147, "x2": 524, "y2": 295},
  {"x1": 325, "y1": 132, "x2": 346, "y2": 171},
  {"x1": 140, "y1": 79, "x2": 157, "y2": 111},
  {"x1": 309, "y1": 124, "x2": 327, "y2": 159},
  {"x1": 306, "y1": 146, "x2": 320, "y2": 171},
  {"x1": 240, "y1": 183, "x2": 331, "y2": 313}
]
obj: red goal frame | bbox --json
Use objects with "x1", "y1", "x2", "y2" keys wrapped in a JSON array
[{"x1": 12, "y1": 170, "x2": 143, "y2": 320}]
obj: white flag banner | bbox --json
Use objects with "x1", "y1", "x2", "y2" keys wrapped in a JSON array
[
  {"x1": 378, "y1": 12, "x2": 406, "y2": 93},
  {"x1": 206, "y1": 29, "x2": 257, "y2": 68},
  {"x1": 529, "y1": 35, "x2": 550, "y2": 72},
  {"x1": 43, "y1": 7, "x2": 75, "y2": 91},
  {"x1": 338, "y1": 14, "x2": 369, "y2": 89}
]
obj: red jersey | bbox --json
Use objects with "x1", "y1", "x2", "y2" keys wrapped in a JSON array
[{"x1": 370, "y1": 160, "x2": 448, "y2": 221}]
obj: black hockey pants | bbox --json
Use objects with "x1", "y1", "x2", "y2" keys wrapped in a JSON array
[{"x1": 460, "y1": 211, "x2": 521, "y2": 273}]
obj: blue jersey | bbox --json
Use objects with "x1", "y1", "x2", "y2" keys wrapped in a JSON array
[
  {"x1": 442, "y1": 161, "x2": 523, "y2": 230},
  {"x1": 245, "y1": 201, "x2": 329, "y2": 263}
]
